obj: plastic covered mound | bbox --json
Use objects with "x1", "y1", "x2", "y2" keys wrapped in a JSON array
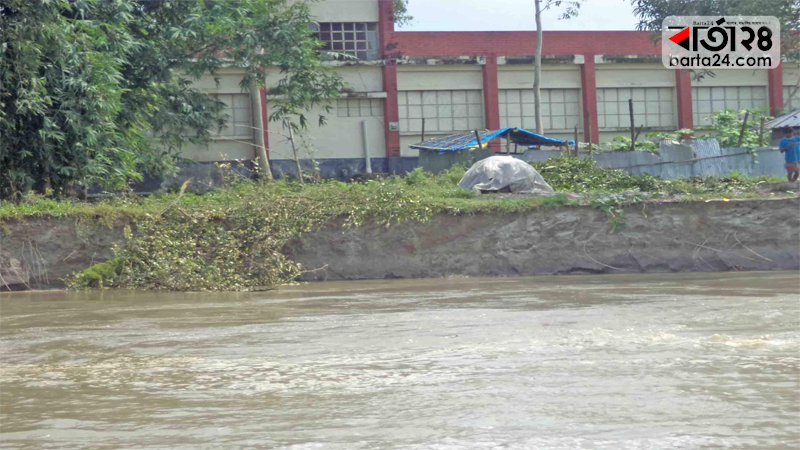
[{"x1": 458, "y1": 155, "x2": 554, "y2": 194}]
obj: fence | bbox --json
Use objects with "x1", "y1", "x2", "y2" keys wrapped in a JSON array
[{"x1": 518, "y1": 139, "x2": 786, "y2": 179}]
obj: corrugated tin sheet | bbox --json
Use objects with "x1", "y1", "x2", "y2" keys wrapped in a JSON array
[
  {"x1": 764, "y1": 110, "x2": 800, "y2": 129},
  {"x1": 410, "y1": 127, "x2": 566, "y2": 153}
]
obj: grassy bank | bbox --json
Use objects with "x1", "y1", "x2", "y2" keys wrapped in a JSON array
[{"x1": 0, "y1": 157, "x2": 793, "y2": 291}]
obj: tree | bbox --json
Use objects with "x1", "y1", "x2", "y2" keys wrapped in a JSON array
[
  {"x1": 393, "y1": 0, "x2": 413, "y2": 27},
  {"x1": 0, "y1": 0, "x2": 343, "y2": 199},
  {"x1": 533, "y1": 1, "x2": 582, "y2": 135},
  {"x1": 631, "y1": 0, "x2": 800, "y2": 95}
]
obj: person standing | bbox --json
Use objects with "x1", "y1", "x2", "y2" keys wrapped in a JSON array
[{"x1": 779, "y1": 127, "x2": 800, "y2": 182}]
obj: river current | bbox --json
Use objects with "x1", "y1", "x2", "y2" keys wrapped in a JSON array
[{"x1": 1, "y1": 272, "x2": 798, "y2": 449}]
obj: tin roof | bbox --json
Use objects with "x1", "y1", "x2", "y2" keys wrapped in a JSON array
[
  {"x1": 410, "y1": 127, "x2": 567, "y2": 153},
  {"x1": 764, "y1": 110, "x2": 800, "y2": 129}
]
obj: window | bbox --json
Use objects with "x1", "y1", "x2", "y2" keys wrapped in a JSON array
[
  {"x1": 692, "y1": 86, "x2": 767, "y2": 127},
  {"x1": 784, "y1": 86, "x2": 799, "y2": 111},
  {"x1": 398, "y1": 90, "x2": 484, "y2": 133},
  {"x1": 336, "y1": 98, "x2": 384, "y2": 117},
  {"x1": 499, "y1": 88, "x2": 580, "y2": 131},
  {"x1": 314, "y1": 22, "x2": 379, "y2": 60},
  {"x1": 211, "y1": 94, "x2": 252, "y2": 138},
  {"x1": 598, "y1": 88, "x2": 674, "y2": 130}
]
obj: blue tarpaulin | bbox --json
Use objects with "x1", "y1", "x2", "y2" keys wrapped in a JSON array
[{"x1": 410, "y1": 127, "x2": 568, "y2": 153}]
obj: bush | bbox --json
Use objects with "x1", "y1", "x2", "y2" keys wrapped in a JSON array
[{"x1": 531, "y1": 156, "x2": 662, "y2": 192}]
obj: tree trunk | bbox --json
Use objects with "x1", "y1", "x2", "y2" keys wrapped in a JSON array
[
  {"x1": 250, "y1": 83, "x2": 273, "y2": 181},
  {"x1": 533, "y1": 0, "x2": 544, "y2": 135}
]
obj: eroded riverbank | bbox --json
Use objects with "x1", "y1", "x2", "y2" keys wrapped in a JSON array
[{"x1": 4, "y1": 197, "x2": 798, "y2": 290}]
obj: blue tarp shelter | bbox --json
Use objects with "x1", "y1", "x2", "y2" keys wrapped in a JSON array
[{"x1": 410, "y1": 127, "x2": 569, "y2": 154}]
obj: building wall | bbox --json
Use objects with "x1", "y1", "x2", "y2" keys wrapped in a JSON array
[
  {"x1": 307, "y1": 0, "x2": 379, "y2": 23},
  {"x1": 690, "y1": 69, "x2": 769, "y2": 127},
  {"x1": 783, "y1": 63, "x2": 800, "y2": 112},
  {"x1": 181, "y1": 68, "x2": 258, "y2": 162},
  {"x1": 181, "y1": 0, "x2": 793, "y2": 175},
  {"x1": 397, "y1": 65, "x2": 484, "y2": 157},
  {"x1": 266, "y1": 101, "x2": 386, "y2": 164}
]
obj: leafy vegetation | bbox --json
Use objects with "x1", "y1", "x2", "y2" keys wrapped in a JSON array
[
  {"x1": 695, "y1": 109, "x2": 773, "y2": 151},
  {"x1": 531, "y1": 156, "x2": 663, "y2": 192},
  {"x1": 606, "y1": 136, "x2": 659, "y2": 152},
  {"x1": 0, "y1": 0, "x2": 342, "y2": 200},
  {"x1": 1, "y1": 156, "x2": 787, "y2": 291}
]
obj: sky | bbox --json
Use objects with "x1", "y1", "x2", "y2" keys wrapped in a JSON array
[{"x1": 399, "y1": 0, "x2": 641, "y2": 32}]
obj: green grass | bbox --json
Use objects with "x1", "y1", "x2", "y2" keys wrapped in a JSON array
[
  {"x1": 3, "y1": 158, "x2": 794, "y2": 292},
  {"x1": 0, "y1": 158, "x2": 792, "y2": 222}
]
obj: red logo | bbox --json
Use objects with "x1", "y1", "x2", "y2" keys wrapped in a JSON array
[{"x1": 669, "y1": 26, "x2": 691, "y2": 50}]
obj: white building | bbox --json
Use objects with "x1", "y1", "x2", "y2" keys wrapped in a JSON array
[{"x1": 179, "y1": 0, "x2": 800, "y2": 178}]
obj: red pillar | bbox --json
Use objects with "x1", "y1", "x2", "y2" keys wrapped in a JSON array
[
  {"x1": 482, "y1": 55, "x2": 501, "y2": 152},
  {"x1": 382, "y1": 64, "x2": 401, "y2": 157},
  {"x1": 580, "y1": 54, "x2": 599, "y2": 144},
  {"x1": 675, "y1": 69, "x2": 693, "y2": 131},
  {"x1": 767, "y1": 64, "x2": 784, "y2": 116},
  {"x1": 259, "y1": 88, "x2": 270, "y2": 159},
  {"x1": 378, "y1": 0, "x2": 400, "y2": 158}
]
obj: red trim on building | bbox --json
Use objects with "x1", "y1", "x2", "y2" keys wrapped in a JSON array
[
  {"x1": 382, "y1": 63, "x2": 401, "y2": 157},
  {"x1": 259, "y1": 87, "x2": 269, "y2": 159},
  {"x1": 482, "y1": 55, "x2": 501, "y2": 152},
  {"x1": 675, "y1": 69, "x2": 693, "y2": 131},
  {"x1": 580, "y1": 55, "x2": 599, "y2": 144},
  {"x1": 378, "y1": 0, "x2": 400, "y2": 157},
  {"x1": 767, "y1": 65, "x2": 784, "y2": 116},
  {"x1": 392, "y1": 31, "x2": 660, "y2": 58},
  {"x1": 377, "y1": 0, "x2": 394, "y2": 58}
]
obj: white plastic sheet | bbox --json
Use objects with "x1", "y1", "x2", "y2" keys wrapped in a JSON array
[{"x1": 458, "y1": 155, "x2": 554, "y2": 194}]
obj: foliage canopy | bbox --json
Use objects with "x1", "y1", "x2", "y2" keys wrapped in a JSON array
[{"x1": 0, "y1": 0, "x2": 343, "y2": 199}]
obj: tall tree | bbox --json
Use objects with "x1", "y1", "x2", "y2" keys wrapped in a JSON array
[
  {"x1": 533, "y1": 1, "x2": 582, "y2": 135},
  {"x1": 0, "y1": 0, "x2": 343, "y2": 199}
]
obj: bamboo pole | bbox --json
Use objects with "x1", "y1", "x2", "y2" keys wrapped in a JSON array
[
  {"x1": 737, "y1": 111, "x2": 750, "y2": 147},
  {"x1": 629, "y1": 99, "x2": 635, "y2": 151},
  {"x1": 573, "y1": 125, "x2": 579, "y2": 157},
  {"x1": 288, "y1": 126, "x2": 303, "y2": 183},
  {"x1": 474, "y1": 130, "x2": 483, "y2": 149}
]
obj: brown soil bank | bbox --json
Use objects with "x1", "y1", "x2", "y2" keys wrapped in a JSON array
[
  {"x1": 287, "y1": 197, "x2": 800, "y2": 281},
  {"x1": 1, "y1": 198, "x2": 798, "y2": 290}
]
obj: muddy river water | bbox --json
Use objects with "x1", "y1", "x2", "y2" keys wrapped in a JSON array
[{"x1": 1, "y1": 272, "x2": 799, "y2": 449}]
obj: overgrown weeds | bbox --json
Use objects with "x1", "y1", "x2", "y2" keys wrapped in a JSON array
[{"x1": 0, "y1": 156, "x2": 789, "y2": 291}]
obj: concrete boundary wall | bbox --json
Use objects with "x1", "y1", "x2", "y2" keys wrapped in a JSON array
[{"x1": 519, "y1": 139, "x2": 786, "y2": 179}]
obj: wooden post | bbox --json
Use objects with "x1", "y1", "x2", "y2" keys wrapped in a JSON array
[
  {"x1": 288, "y1": 126, "x2": 303, "y2": 183},
  {"x1": 759, "y1": 116, "x2": 765, "y2": 147},
  {"x1": 584, "y1": 110, "x2": 593, "y2": 145},
  {"x1": 737, "y1": 111, "x2": 750, "y2": 147},
  {"x1": 421, "y1": 118, "x2": 426, "y2": 144},
  {"x1": 629, "y1": 98, "x2": 635, "y2": 151},
  {"x1": 573, "y1": 125, "x2": 579, "y2": 157},
  {"x1": 506, "y1": 130, "x2": 511, "y2": 154},
  {"x1": 474, "y1": 130, "x2": 483, "y2": 149}
]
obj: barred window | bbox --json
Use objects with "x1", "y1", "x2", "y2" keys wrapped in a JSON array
[
  {"x1": 398, "y1": 90, "x2": 484, "y2": 133},
  {"x1": 692, "y1": 86, "x2": 767, "y2": 127},
  {"x1": 598, "y1": 88, "x2": 674, "y2": 130},
  {"x1": 212, "y1": 94, "x2": 252, "y2": 138},
  {"x1": 499, "y1": 88, "x2": 580, "y2": 131},
  {"x1": 314, "y1": 22, "x2": 379, "y2": 60},
  {"x1": 784, "y1": 86, "x2": 799, "y2": 111},
  {"x1": 336, "y1": 98, "x2": 384, "y2": 117}
]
